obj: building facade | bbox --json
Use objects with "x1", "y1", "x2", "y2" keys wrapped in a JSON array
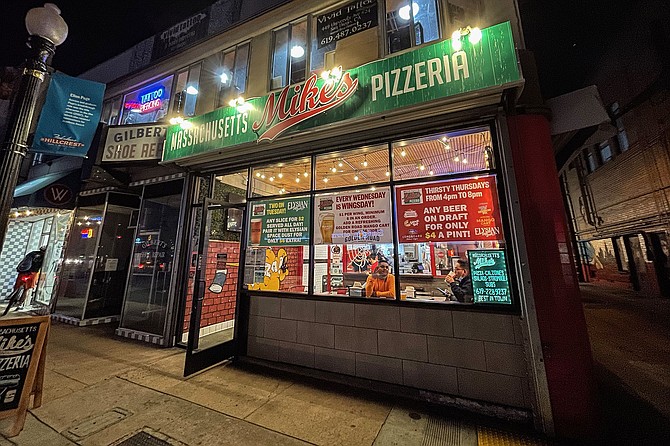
[{"x1": 56, "y1": 0, "x2": 598, "y2": 439}]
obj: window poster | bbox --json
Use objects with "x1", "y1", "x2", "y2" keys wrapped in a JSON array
[
  {"x1": 314, "y1": 187, "x2": 392, "y2": 245},
  {"x1": 248, "y1": 197, "x2": 310, "y2": 246},
  {"x1": 395, "y1": 175, "x2": 504, "y2": 243},
  {"x1": 468, "y1": 249, "x2": 512, "y2": 304}
]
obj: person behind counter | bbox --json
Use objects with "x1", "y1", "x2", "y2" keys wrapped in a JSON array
[
  {"x1": 444, "y1": 259, "x2": 473, "y2": 303},
  {"x1": 365, "y1": 259, "x2": 395, "y2": 299}
]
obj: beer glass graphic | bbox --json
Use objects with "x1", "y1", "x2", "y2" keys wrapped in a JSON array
[
  {"x1": 319, "y1": 213, "x2": 335, "y2": 244},
  {"x1": 250, "y1": 219, "x2": 263, "y2": 245}
]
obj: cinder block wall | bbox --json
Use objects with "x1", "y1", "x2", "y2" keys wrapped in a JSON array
[{"x1": 247, "y1": 295, "x2": 532, "y2": 409}]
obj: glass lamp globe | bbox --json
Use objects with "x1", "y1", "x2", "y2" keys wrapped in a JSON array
[{"x1": 25, "y1": 3, "x2": 68, "y2": 46}]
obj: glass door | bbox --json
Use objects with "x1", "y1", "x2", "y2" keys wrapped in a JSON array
[{"x1": 184, "y1": 198, "x2": 246, "y2": 376}]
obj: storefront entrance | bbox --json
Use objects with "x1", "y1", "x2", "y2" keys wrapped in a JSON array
[{"x1": 184, "y1": 197, "x2": 246, "y2": 375}]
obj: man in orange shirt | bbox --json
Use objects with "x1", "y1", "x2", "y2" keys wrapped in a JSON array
[{"x1": 365, "y1": 259, "x2": 395, "y2": 299}]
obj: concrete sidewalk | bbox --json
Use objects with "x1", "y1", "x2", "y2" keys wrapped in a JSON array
[{"x1": 0, "y1": 321, "x2": 550, "y2": 446}]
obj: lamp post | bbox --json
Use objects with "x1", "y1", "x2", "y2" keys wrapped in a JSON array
[{"x1": 0, "y1": 3, "x2": 68, "y2": 249}]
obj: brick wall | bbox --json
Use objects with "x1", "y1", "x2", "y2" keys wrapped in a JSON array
[{"x1": 183, "y1": 240, "x2": 240, "y2": 332}]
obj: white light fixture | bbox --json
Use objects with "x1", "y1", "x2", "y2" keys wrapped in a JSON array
[
  {"x1": 468, "y1": 27, "x2": 482, "y2": 44},
  {"x1": 385, "y1": 170, "x2": 390, "y2": 177},
  {"x1": 180, "y1": 120, "x2": 193, "y2": 130},
  {"x1": 398, "y1": 2, "x2": 419, "y2": 21},
  {"x1": 278, "y1": 168, "x2": 283, "y2": 179},
  {"x1": 26, "y1": 3, "x2": 69, "y2": 46},
  {"x1": 261, "y1": 174, "x2": 266, "y2": 179},
  {"x1": 429, "y1": 169, "x2": 434, "y2": 175},
  {"x1": 169, "y1": 116, "x2": 184, "y2": 125},
  {"x1": 290, "y1": 45, "x2": 305, "y2": 59},
  {"x1": 451, "y1": 30, "x2": 462, "y2": 51},
  {"x1": 256, "y1": 172, "x2": 261, "y2": 177},
  {"x1": 269, "y1": 176, "x2": 275, "y2": 182},
  {"x1": 295, "y1": 177, "x2": 300, "y2": 183},
  {"x1": 220, "y1": 72, "x2": 229, "y2": 84},
  {"x1": 362, "y1": 156, "x2": 368, "y2": 168},
  {"x1": 354, "y1": 174, "x2": 359, "y2": 181},
  {"x1": 186, "y1": 85, "x2": 199, "y2": 95},
  {"x1": 454, "y1": 156, "x2": 460, "y2": 162},
  {"x1": 462, "y1": 158, "x2": 468, "y2": 164},
  {"x1": 338, "y1": 161, "x2": 343, "y2": 168},
  {"x1": 323, "y1": 177, "x2": 329, "y2": 183},
  {"x1": 400, "y1": 149, "x2": 407, "y2": 157}
]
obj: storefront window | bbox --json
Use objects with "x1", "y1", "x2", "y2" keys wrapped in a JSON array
[
  {"x1": 395, "y1": 174, "x2": 511, "y2": 304},
  {"x1": 55, "y1": 205, "x2": 105, "y2": 317},
  {"x1": 244, "y1": 195, "x2": 311, "y2": 293},
  {"x1": 120, "y1": 181, "x2": 183, "y2": 335},
  {"x1": 386, "y1": 0, "x2": 440, "y2": 53},
  {"x1": 313, "y1": 186, "x2": 395, "y2": 299},
  {"x1": 120, "y1": 76, "x2": 174, "y2": 125},
  {"x1": 392, "y1": 128, "x2": 494, "y2": 180},
  {"x1": 251, "y1": 158, "x2": 311, "y2": 197},
  {"x1": 315, "y1": 145, "x2": 390, "y2": 190}
]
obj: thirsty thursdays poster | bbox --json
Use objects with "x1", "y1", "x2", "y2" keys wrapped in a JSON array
[
  {"x1": 314, "y1": 187, "x2": 392, "y2": 245},
  {"x1": 395, "y1": 175, "x2": 503, "y2": 243},
  {"x1": 249, "y1": 197, "x2": 310, "y2": 246}
]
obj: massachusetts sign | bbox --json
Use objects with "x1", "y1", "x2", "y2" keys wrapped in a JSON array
[{"x1": 163, "y1": 21, "x2": 520, "y2": 162}]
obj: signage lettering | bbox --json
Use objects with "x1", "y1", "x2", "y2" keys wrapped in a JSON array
[
  {"x1": 103, "y1": 125, "x2": 166, "y2": 162},
  {"x1": 163, "y1": 22, "x2": 520, "y2": 162}
]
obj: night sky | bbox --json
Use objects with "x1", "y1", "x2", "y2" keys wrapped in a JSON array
[
  {"x1": 1, "y1": 1, "x2": 629, "y2": 99},
  {"x1": 1, "y1": 1, "x2": 214, "y2": 76}
]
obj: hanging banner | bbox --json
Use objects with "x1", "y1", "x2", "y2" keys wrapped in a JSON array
[
  {"x1": 468, "y1": 249, "x2": 512, "y2": 304},
  {"x1": 314, "y1": 187, "x2": 392, "y2": 245},
  {"x1": 163, "y1": 21, "x2": 521, "y2": 162},
  {"x1": 32, "y1": 72, "x2": 105, "y2": 157},
  {"x1": 395, "y1": 174, "x2": 503, "y2": 243},
  {"x1": 248, "y1": 197, "x2": 310, "y2": 246}
]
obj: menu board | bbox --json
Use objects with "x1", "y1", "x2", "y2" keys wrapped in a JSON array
[
  {"x1": 0, "y1": 323, "x2": 40, "y2": 411},
  {"x1": 316, "y1": 0, "x2": 378, "y2": 48},
  {"x1": 314, "y1": 187, "x2": 392, "y2": 245},
  {"x1": 468, "y1": 250, "x2": 512, "y2": 304},
  {"x1": 249, "y1": 197, "x2": 310, "y2": 246},
  {"x1": 395, "y1": 175, "x2": 503, "y2": 243}
]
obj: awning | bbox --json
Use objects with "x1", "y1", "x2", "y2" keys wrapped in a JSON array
[
  {"x1": 547, "y1": 85, "x2": 617, "y2": 172},
  {"x1": 13, "y1": 169, "x2": 81, "y2": 209}
]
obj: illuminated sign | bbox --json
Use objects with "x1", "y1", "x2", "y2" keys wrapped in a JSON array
[
  {"x1": 81, "y1": 228, "x2": 94, "y2": 239},
  {"x1": 138, "y1": 86, "x2": 165, "y2": 114}
]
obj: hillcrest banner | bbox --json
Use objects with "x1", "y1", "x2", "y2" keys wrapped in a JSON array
[
  {"x1": 163, "y1": 21, "x2": 520, "y2": 163},
  {"x1": 32, "y1": 72, "x2": 105, "y2": 157}
]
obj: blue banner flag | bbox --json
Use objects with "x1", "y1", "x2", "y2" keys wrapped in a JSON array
[{"x1": 32, "y1": 72, "x2": 105, "y2": 157}]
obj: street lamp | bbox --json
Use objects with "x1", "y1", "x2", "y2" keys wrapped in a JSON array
[{"x1": 0, "y1": 4, "x2": 68, "y2": 248}]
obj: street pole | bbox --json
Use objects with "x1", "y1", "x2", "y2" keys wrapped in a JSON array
[{"x1": 0, "y1": 4, "x2": 67, "y2": 249}]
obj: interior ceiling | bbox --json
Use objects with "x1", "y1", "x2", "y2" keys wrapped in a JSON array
[{"x1": 245, "y1": 129, "x2": 492, "y2": 195}]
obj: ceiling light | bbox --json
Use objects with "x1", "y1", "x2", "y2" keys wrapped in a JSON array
[
  {"x1": 385, "y1": 170, "x2": 390, "y2": 177},
  {"x1": 462, "y1": 158, "x2": 468, "y2": 164},
  {"x1": 278, "y1": 169, "x2": 283, "y2": 179},
  {"x1": 186, "y1": 85, "x2": 199, "y2": 95},
  {"x1": 398, "y1": 2, "x2": 419, "y2": 21},
  {"x1": 354, "y1": 174, "x2": 359, "y2": 181},
  {"x1": 290, "y1": 45, "x2": 305, "y2": 58},
  {"x1": 429, "y1": 169, "x2": 434, "y2": 175},
  {"x1": 362, "y1": 156, "x2": 368, "y2": 167},
  {"x1": 323, "y1": 177, "x2": 329, "y2": 183},
  {"x1": 261, "y1": 174, "x2": 266, "y2": 179},
  {"x1": 400, "y1": 149, "x2": 407, "y2": 157},
  {"x1": 338, "y1": 161, "x2": 343, "y2": 168},
  {"x1": 269, "y1": 176, "x2": 275, "y2": 182},
  {"x1": 295, "y1": 177, "x2": 300, "y2": 183},
  {"x1": 256, "y1": 172, "x2": 261, "y2": 177},
  {"x1": 454, "y1": 156, "x2": 460, "y2": 162}
]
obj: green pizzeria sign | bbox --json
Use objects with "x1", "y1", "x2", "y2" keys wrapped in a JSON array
[{"x1": 163, "y1": 21, "x2": 520, "y2": 162}]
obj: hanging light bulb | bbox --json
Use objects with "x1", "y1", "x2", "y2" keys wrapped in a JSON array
[
  {"x1": 338, "y1": 161, "x2": 343, "y2": 168},
  {"x1": 269, "y1": 176, "x2": 275, "y2": 182},
  {"x1": 261, "y1": 174, "x2": 266, "y2": 179},
  {"x1": 331, "y1": 162, "x2": 337, "y2": 173},
  {"x1": 362, "y1": 155, "x2": 368, "y2": 167},
  {"x1": 429, "y1": 169, "x2": 435, "y2": 175},
  {"x1": 295, "y1": 177, "x2": 300, "y2": 183},
  {"x1": 255, "y1": 172, "x2": 261, "y2": 177},
  {"x1": 462, "y1": 158, "x2": 468, "y2": 164},
  {"x1": 418, "y1": 160, "x2": 426, "y2": 171},
  {"x1": 400, "y1": 149, "x2": 407, "y2": 157},
  {"x1": 323, "y1": 177, "x2": 329, "y2": 183},
  {"x1": 385, "y1": 170, "x2": 390, "y2": 177},
  {"x1": 454, "y1": 156, "x2": 460, "y2": 162},
  {"x1": 278, "y1": 168, "x2": 283, "y2": 179},
  {"x1": 303, "y1": 165, "x2": 309, "y2": 177},
  {"x1": 354, "y1": 173, "x2": 359, "y2": 181}
]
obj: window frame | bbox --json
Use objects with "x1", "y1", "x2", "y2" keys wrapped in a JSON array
[{"x1": 237, "y1": 122, "x2": 520, "y2": 313}]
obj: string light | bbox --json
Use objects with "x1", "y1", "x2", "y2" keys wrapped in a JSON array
[
  {"x1": 385, "y1": 170, "x2": 390, "y2": 177},
  {"x1": 278, "y1": 168, "x2": 283, "y2": 179},
  {"x1": 354, "y1": 173, "x2": 359, "y2": 181},
  {"x1": 323, "y1": 177, "x2": 329, "y2": 183},
  {"x1": 400, "y1": 149, "x2": 407, "y2": 157},
  {"x1": 362, "y1": 155, "x2": 368, "y2": 167},
  {"x1": 303, "y1": 165, "x2": 309, "y2": 177}
]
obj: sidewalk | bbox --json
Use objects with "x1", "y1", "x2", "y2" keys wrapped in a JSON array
[
  {"x1": 0, "y1": 321, "x2": 551, "y2": 446},
  {"x1": 580, "y1": 283, "x2": 670, "y2": 444}
]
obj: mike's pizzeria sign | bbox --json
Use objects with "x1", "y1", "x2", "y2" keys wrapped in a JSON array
[{"x1": 163, "y1": 21, "x2": 520, "y2": 162}]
